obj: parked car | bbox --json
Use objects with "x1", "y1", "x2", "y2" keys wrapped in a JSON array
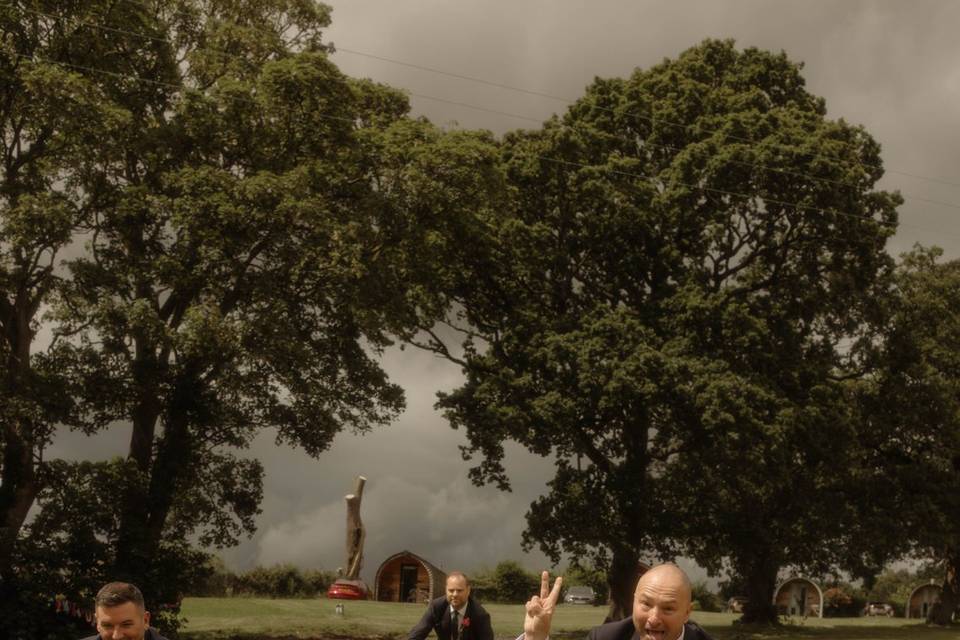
[
  {"x1": 862, "y1": 602, "x2": 895, "y2": 617},
  {"x1": 327, "y1": 579, "x2": 369, "y2": 600},
  {"x1": 725, "y1": 596, "x2": 749, "y2": 613},
  {"x1": 564, "y1": 586, "x2": 596, "y2": 605}
]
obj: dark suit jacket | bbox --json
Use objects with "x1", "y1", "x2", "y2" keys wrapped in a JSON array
[
  {"x1": 81, "y1": 627, "x2": 169, "y2": 640},
  {"x1": 408, "y1": 596, "x2": 494, "y2": 640},
  {"x1": 586, "y1": 615, "x2": 713, "y2": 640}
]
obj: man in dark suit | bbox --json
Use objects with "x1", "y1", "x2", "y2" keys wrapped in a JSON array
[
  {"x1": 523, "y1": 564, "x2": 713, "y2": 640},
  {"x1": 408, "y1": 572, "x2": 494, "y2": 640},
  {"x1": 80, "y1": 582, "x2": 169, "y2": 640}
]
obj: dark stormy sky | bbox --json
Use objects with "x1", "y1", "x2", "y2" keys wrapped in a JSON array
[{"x1": 46, "y1": 0, "x2": 960, "y2": 587}]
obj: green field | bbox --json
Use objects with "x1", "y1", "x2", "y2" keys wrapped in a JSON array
[{"x1": 179, "y1": 598, "x2": 960, "y2": 640}]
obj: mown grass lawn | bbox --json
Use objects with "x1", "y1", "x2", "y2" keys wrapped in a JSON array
[{"x1": 179, "y1": 598, "x2": 960, "y2": 640}]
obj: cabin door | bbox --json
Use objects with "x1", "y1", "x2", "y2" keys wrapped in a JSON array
[{"x1": 401, "y1": 564, "x2": 419, "y2": 602}]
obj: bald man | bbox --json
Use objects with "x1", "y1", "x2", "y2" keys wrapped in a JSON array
[
  {"x1": 522, "y1": 564, "x2": 713, "y2": 640},
  {"x1": 408, "y1": 572, "x2": 494, "y2": 640}
]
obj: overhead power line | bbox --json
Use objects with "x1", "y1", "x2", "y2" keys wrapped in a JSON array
[
  {"x1": 331, "y1": 48, "x2": 960, "y2": 191},
  {"x1": 19, "y1": 0, "x2": 960, "y2": 192},
  {"x1": 410, "y1": 93, "x2": 960, "y2": 213},
  {"x1": 8, "y1": 51, "x2": 920, "y2": 241},
  {"x1": 12, "y1": 0, "x2": 960, "y2": 198}
]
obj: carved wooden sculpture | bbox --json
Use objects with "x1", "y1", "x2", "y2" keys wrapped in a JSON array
[{"x1": 344, "y1": 475, "x2": 366, "y2": 580}]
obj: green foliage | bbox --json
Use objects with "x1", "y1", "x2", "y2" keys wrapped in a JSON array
[
  {"x1": 862, "y1": 248, "x2": 960, "y2": 622},
  {"x1": 491, "y1": 561, "x2": 541, "y2": 604},
  {"x1": 869, "y1": 570, "x2": 915, "y2": 609},
  {"x1": 717, "y1": 575, "x2": 748, "y2": 602},
  {"x1": 2, "y1": 1, "x2": 503, "y2": 638},
  {"x1": 303, "y1": 569, "x2": 338, "y2": 596},
  {"x1": 691, "y1": 581, "x2": 723, "y2": 613},
  {"x1": 466, "y1": 566, "x2": 496, "y2": 603},
  {"x1": 0, "y1": 2, "x2": 155, "y2": 635},
  {"x1": 821, "y1": 584, "x2": 867, "y2": 618},
  {"x1": 187, "y1": 561, "x2": 336, "y2": 598},
  {"x1": 190, "y1": 557, "x2": 235, "y2": 598},
  {"x1": 427, "y1": 38, "x2": 900, "y2": 624},
  {"x1": 470, "y1": 562, "x2": 540, "y2": 604},
  {"x1": 10, "y1": 458, "x2": 213, "y2": 637},
  {"x1": 865, "y1": 566, "x2": 942, "y2": 617},
  {"x1": 234, "y1": 565, "x2": 304, "y2": 599}
]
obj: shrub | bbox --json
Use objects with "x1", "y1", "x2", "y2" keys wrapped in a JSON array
[
  {"x1": 490, "y1": 561, "x2": 540, "y2": 603},
  {"x1": 467, "y1": 567, "x2": 497, "y2": 603},
  {"x1": 304, "y1": 569, "x2": 337, "y2": 595},
  {"x1": 691, "y1": 581, "x2": 722, "y2": 612},
  {"x1": 189, "y1": 556, "x2": 236, "y2": 597},
  {"x1": 231, "y1": 564, "x2": 335, "y2": 598},
  {"x1": 822, "y1": 585, "x2": 866, "y2": 617}
]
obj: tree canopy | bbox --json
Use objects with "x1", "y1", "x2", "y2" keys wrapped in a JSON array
[
  {"x1": 1, "y1": 1, "x2": 503, "y2": 637},
  {"x1": 426, "y1": 39, "x2": 901, "y2": 623},
  {"x1": 861, "y1": 247, "x2": 960, "y2": 624}
]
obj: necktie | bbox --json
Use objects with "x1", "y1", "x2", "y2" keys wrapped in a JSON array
[{"x1": 451, "y1": 611, "x2": 459, "y2": 640}]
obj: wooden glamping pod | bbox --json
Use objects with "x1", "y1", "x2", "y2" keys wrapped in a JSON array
[
  {"x1": 774, "y1": 577, "x2": 823, "y2": 618},
  {"x1": 375, "y1": 551, "x2": 446, "y2": 603},
  {"x1": 906, "y1": 582, "x2": 942, "y2": 619}
]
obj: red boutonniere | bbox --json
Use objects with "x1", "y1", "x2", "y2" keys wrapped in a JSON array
[{"x1": 461, "y1": 618, "x2": 471, "y2": 628}]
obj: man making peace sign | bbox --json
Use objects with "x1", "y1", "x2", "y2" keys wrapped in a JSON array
[{"x1": 523, "y1": 564, "x2": 713, "y2": 640}]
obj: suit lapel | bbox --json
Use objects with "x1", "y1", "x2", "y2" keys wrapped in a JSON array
[
  {"x1": 440, "y1": 602, "x2": 452, "y2": 639},
  {"x1": 459, "y1": 601, "x2": 471, "y2": 640}
]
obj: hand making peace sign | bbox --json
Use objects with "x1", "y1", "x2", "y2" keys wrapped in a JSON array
[{"x1": 523, "y1": 571, "x2": 563, "y2": 640}]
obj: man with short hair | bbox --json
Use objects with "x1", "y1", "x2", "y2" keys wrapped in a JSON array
[
  {"x1": 408, "y1": 572, "x2": 494, "y2": 640},
  {"x1": 523, "y1": 564, "x2": 713, "y2": 640},
  {"x1": 81, "y1": 582, "x2": 168, "y2": 640}
]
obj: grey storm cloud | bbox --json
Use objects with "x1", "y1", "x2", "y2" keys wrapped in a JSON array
[
  {"x1": 215, "y1": 344, "x2": 559, "y2": 580},
  {"x1": 253, "y1": 472, "x2": 525, "y2": 581}
]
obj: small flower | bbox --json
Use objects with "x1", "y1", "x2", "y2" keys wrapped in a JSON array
[{"x1": 462, "y1": 618, "x2": 471, "y2": 628}]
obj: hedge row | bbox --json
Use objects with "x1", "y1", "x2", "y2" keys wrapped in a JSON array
[{"x1": 190, "y1": 562, "x2": 337, "y2": 598}]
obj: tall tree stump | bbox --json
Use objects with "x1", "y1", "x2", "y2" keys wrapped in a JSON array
[{"x1": 344, "y1": 475, "x2": 366, "y2": 580}]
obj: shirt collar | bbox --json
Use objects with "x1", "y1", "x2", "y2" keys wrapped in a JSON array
[{"x1": 450, "y1": 603, "x2": 468, "y2": 617}]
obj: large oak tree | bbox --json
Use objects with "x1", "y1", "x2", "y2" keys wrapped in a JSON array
[
  {"x1": 424, "y1": 40, "x2": 900, "y2": 623},
  {"x1": 2, "y1": 1, "x2": 504, "y2": 637}
]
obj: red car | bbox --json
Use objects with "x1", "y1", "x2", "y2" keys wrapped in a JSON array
[{"x1": 327, "y1": 579, "x2": 368, "y2": 600}]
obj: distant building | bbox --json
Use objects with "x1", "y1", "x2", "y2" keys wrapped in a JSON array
[
  {"x1": 774, "y1": 577, "x2": 823, "y2": 618},
  {"x1": 375, "y1": 550, "x2": 447, "y2": 603},
  {"x1": 906, "y1": 582, "x2": 942, "y2": 619}
]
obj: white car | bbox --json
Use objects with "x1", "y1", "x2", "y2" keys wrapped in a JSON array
[
  {"x1": 564, "y1": 586, "x2": 596, "y2": 604},
  {"x1": 863, "y1": 602, "x2": 895, "y2": 617}
]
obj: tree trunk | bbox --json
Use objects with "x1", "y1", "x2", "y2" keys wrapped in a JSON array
[
  {"x1": 0, "y1": 428, "x2": 39, "y2": 578},
  {"x1": 603, "y1": 419, "x2": 650, "y2": 623},
  {"x1": 0, "y1": 303, "x2": 42, "y2": 640},
  {"x1": 113, "y1": 333, "x2": 164, "y2": 584},
  {"x1": 738, "y1": 554, "x2": 780, "y2": 625},
  {"x1": 0, "y1": 436, "x2": 40, "y2": 640},
  {"x1": 112, "y1": 401, "x2": 161, "y2": 584},
  {"x1": 604, "y1": 544, "x2": 640, "y2": 622},
  {"x1": 114, "y1": 368, "x2": 194, "y2": 609},
  {"x1": 928, "y1": 552, "x2": 960, "y2": 625}
]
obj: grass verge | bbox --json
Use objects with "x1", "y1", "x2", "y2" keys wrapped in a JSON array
[{"x1": 179, "y1": 598, "x2": 960, "y2": 640}]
